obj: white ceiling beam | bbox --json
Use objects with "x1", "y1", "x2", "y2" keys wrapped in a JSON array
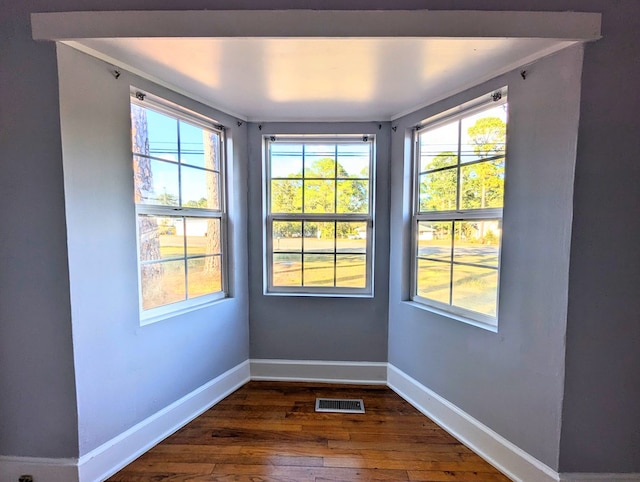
[{"x1": 32, "y1": 10, "x2": 601, "y2": 41}]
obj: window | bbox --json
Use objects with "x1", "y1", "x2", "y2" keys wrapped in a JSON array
[
  {"x1": 265, "y1": 136, "x2": 375, "y2": 295},
  {"x1": 131, "y1": 93, "x2": 226, "y2": 319},
  {"x1": 412, "y1": 91, "x2": 507, "y2": 326}
]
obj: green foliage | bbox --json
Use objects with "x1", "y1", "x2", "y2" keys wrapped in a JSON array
[
  {"x1": 184, "y1": 197, "x2": 208, "y2": 208},
  {"x1": 156, "y1": 191, "x2": 178, "y2": 206},
  {"x1": 271, "y1": 156, "x2": 368, "y2": 239},
  {"x1": 466, "y1": 117, "x2": 506, "y2": 158},
  {"x1": 420, "y1": 152, "x2": 458, "y2": 211},
  {"x1": 420, "y1": 116, "x2": 506, "y2": 212},
  {"x1": 273, "y1": 221, "x2": 301, "y2": 239},
  {"x1": 271, "y1": 179, "x2": 302, "y2": 214}
]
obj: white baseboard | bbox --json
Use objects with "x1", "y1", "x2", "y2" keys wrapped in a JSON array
[
  {"x1": 250, "y1": 358, "x2": 387, "y2": 384},
  {"x1": 387, "y1": 363, "x2": 559, "y2": 482},
  {"x1": 560, "y1": 474, "x2": 640, "y2": 481},
  {"x1": 78, "y1": 359, "x2": 250, "y2": 482},
  {"x1": 0, "y1": 456, "x2": 79, "y2": 482},
  {"x1": 4, "y1": 361, "x2": 637, "y2": 482}
]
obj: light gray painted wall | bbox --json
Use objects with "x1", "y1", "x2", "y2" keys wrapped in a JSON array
[
  {"x1": 56, "y1": 44, "x2": 249, "y2": 455},
  {"x1": 388, "y1": 46, "x2": 584, "y2": 469},
  {"x1": 247, "y1": 122, "x2": 390, "y2": 362}
]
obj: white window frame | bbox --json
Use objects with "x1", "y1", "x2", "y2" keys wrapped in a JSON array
[
  {"x1": 264, "y1": 135, "x2": 375, "y2": 297},
  {"x1": 130, "y1": 91, "x2": 228, "y2": 323},
  {"x1": 411, "y1": 89, "x2": 508, "y2": 328}
]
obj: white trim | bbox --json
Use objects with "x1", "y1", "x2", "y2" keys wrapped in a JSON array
[
  {"x1": 31, "y1": 10, "x2": 601, "y2": 41},
  {"x1": 387, "y1": 363, "x2": 559, "y2": 482},
  {"x1": 78, "y1": 360, "x2": 250, "y2": 482},
  {"x1": 0, "y1": 456, "x2": 79, "y2": 482},
  {"x1": 560, "y1": 475, "x2": 640, "y2": 481},
  {"x1": 4, "y1": 363, "x2": 638, "y2": 482},
  {"x1": 250, "y1": 359, "x2": 387, "y2": 385}
]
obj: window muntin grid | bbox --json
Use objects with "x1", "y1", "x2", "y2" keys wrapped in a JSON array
[
  {"x1": 266, "y1": 137, "x2": 374, "y2": 295},
  {"x1": 412, "y1": 94, "x2": 507, "y2": 326}
]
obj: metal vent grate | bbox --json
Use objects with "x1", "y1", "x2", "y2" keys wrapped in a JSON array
[{"x1": 315, "y1": 398, "x2": 365, "y2": 413}]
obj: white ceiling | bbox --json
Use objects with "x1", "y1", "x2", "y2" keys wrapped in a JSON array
[
  {"x1": 71, "y1": 37, "x2": 576, "y2": 122},
  {"x1": 33, "y1": 10, "x2": 599, "y2": 122}
]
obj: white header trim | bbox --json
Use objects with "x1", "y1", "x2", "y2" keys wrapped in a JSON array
[{"x1": 32, "y1": 10, "x2": 601, "y2": 41}]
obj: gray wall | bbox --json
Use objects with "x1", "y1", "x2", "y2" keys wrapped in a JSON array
[
  {"x1": 56, "y1": 45, "x2": 250, "y2": 455},
  {"x1": 560, "y1": 1, "x2": 640, "y2": 473},
  {"x1": 388, "y1": 45, "x2": 584, "y2": 470},
  {"x1": 0, "y1": 7, "x2": 79, "y2": 459},
  {"x1": 247, "y1": 122, "x2": 390, "y2": 362}
]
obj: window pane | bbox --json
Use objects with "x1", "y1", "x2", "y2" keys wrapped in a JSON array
[
  {"x1": 304, "y1": 180, "x2": 335, "y2": 213},
  {"x1": 336, "y1": 222, "x2": 367, "y2": 253},
  {"x1": 337, "y1": 144, "x2": 369, "y2": 178},
  {"x1": 267, "y1": 138, "x2": 373, "y2": 294},
  {"x1": 304, "y1": 145, "x2": 336, "y2": 178},
  {"x1": 304, "y1": 222, "x2": 335, "y2": 253},
  {"x1": 460, "y1": 104, "x2": 507, "y2": 164},
  {"x1": 141, "y1": 260, "x2": 186, "y2": 310},
  {"x1": 271, "y1": 144, "x2": 303, "y2": 178},
  {"x1": 417, "y1": 221, "x2": 452, "y2": 261},
  {"x1": 131, "y1": 104, "x2": 149, "y2": 155},
  {"x1": 454, "y1": 220, "x2": 501, "y2": 267},
  {"x1": 271, "y1": 180, "x2": 302, "y2": 213},
  {"x1": 181, "y1": 166, "x2": 219, "y2": 209},
  {"x1": 204, "y1": 130, "x2": 221, "y2": 172},
  {"x1": 416, "y1": 259, "x2": 450, "y2": 304},
  {"x1": 337, "y1": 180, "x2": 369, "y2": 214},
  {"x1": 134, "y1": 156, "x2": 179, "y2": 206},
  {"x1": 419, "y1": 121, "x2": 459, "y2": 172},
  {"x1": 187, "y1": 256, "x2": 222, "y2": 298},
  {"x1": 146, "y1": 108, "x2": 179, "y2": 161},
  {"x1": 186, "y1": 217, "x2": 220, "y2": 256},
  {"x1": 180, "y1": 124, "x2": 221, "y2": 171},
  {"x1": 179, "y1": 121, "x2": 205, "y2": 168},
  {"x1": 460, "y1": 159, "x2": 505, "y2": 209},
  {"x1": 303, "y1": 254, "x2": 335, "y2": 287},
  {"x1": 273, "y1": 221, "x2": 302, "y2": 252},
  {"x1": 452, "y1": 264, "x2": 498, "y2": 317},
  {"x1": 273, "y1": 253, "x2": 301, "y2": 286},
  {"x1": 132, "y1": 99, "x2": 227, "y2": 313},
  {"x1": 138, "y1": 215, "x2": 184, "y2": 260},
  {"x1": 419, "y1": 168, "x2": 458, "y2": 212},
  {"x1": 336, "y1": 254, "x2": 366, "y2": 288}
]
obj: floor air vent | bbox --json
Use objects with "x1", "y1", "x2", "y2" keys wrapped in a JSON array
[{"x1": 315, "y1": 398, "x2": 365, "y2": 413}]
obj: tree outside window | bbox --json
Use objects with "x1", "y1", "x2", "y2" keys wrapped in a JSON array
[
  {"x1": 131, "y1": 95, "x2": 226, "y2": 318},
  {"x1": 414, "y1": 94, "x2": 507, "y2": 325},
  {"x1": 266, "y1": 138, "x2": 374, "y2": 294}
]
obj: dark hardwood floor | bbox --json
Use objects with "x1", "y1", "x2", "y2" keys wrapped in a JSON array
[{"x1": 107, "y1": 381, "x2": 511, "y2": 481}]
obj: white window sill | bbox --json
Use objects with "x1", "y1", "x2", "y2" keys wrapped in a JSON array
[
  {"x1": 264, "y1": 290, "x2": 373, "y2": 299},
  {"x1": 403, "y1": 300, "x2": 498, "y2": 333},
  {"x1": 140, "y1": 293, "x2": 229, "y2": 326}
]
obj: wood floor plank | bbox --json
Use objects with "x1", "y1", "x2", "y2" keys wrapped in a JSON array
[
  {"x1": 107, "y1": 381, "x2": 510, "y2": 481},
  {"x1": 116, "y1": 462, "x2": 216, "y2": 475},
  {"x1": 323, "y1": 455, "x2": 497, "y2": 471},
  {"x1": 408, "y1": 470, "x2": 511, "y2": 481},
  {"x1": 209, "y1": 464, "x2": 410, "y2": 481},
  {"x1": 327, "y1": 440, "x2": 474, "y2": 453}
]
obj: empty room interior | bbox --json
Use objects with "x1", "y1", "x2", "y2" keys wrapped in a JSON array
[{"x1": 1, "y1": 2, "x2": 639, "y2": 482}]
